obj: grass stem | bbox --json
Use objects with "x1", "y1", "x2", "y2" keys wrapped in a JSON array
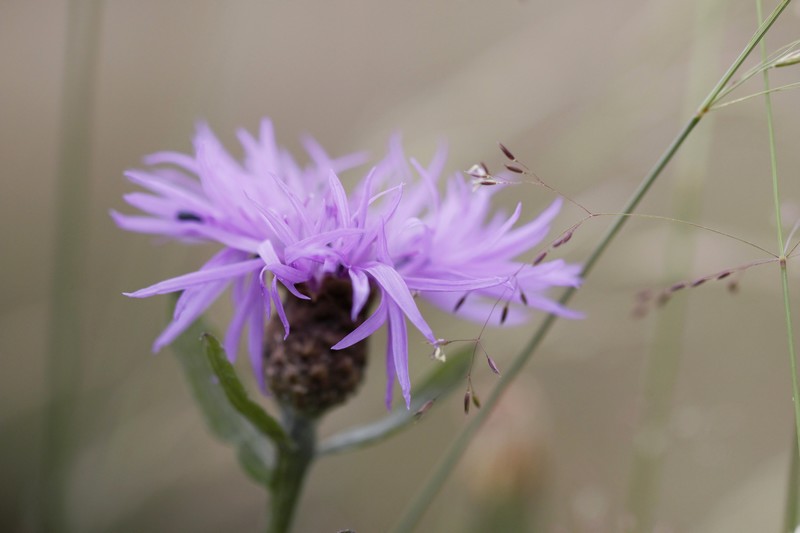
[
  {"x1": 754, "y1": 2, "x2": 800, "y2": 529},
  {"x1": 785, "y1": 434, "x2": 800, "y2": 533}
]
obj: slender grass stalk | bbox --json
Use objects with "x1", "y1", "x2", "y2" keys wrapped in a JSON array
[
  {"x1": 712, "y1": 39, "x2": 800, "y2": 105},
  {"x1": 786, "y1": 434, "x2": 800, "y2": 533},
  {"x1": 781, "y1": 261, "x2": 800, "y2": 530},
  {"x1": 755, "y1": 0, "x2": 800, "y2": 529},
  {"x1": 41, "y1": 2, "x2": 104, "y2": 531},
  {"x1": 624, "y1": 3, "x2": 721, "y2": 530},
  {"x1": 391, "y1": 2, "x2": 793, "y2": 531},
  {"x1": 712, "y1": 81, "x2": 800, "y2": 110}
]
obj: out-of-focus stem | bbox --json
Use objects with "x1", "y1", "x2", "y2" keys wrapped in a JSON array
[
  {"x1": 41, "y1": 2, "x2": 104, "y2": 531},
  {"x1": 625, "y1": 2, "x2": 721, "y2": 530}
]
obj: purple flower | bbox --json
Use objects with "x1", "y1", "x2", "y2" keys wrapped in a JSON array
[{"x1": 114, "y1": 119, "x2": 582, "y2": 409}]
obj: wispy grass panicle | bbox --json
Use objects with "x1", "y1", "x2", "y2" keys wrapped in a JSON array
[{"x1": 392, "y1": 2, "x2": 794, "y2": 530}]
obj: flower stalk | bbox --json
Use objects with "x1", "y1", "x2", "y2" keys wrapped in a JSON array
[{"x1": 268, "y1": 411, "x2": 316, "y2": 533}]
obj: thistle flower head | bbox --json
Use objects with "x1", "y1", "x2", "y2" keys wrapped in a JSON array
[{"x1": 114, "y1": 119, "x2": 582, "y2": 411}]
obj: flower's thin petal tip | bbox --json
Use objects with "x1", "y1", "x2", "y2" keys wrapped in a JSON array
[
  {"x1": 330, "y1": 340, "x2": 346, "y2": 351},
  {"x1": 109, "y1": 209, "x2": 124, "y2": 225},
  {"x1": 403, "y1": 392, "x2": 412, "y2": 410},
  {"x1": 123, "y1": 288, "x2": 155, "y2": 298}
]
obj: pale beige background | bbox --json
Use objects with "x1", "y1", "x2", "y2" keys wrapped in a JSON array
[{"x1": 3, "y1": 1, "x2": 800, "y2": 531}]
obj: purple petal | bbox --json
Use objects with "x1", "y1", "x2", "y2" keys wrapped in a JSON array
[
  {"x1": 488, "y1": 202, "x2": 523, "y2": 244},
  {"x1": 410, "y1": 157, "x2": 441, "y2": 212},
  {"x1": 110, "y1": 210, "x2": 188, "y2": 235},
  {"x1": 302, "y1": 134, "x2": 368, "y2": 174},
  {"x1": 174, "y1": 249, "x2": 244, "y2": 319},
  {"x1": 348, "y1": 268, "x2": 371, "y2": 321},
  {"x1": 386, "y1": 301, "x2": 411, "y2": 408},
  {"x1": 194, "y1": 124, "x2": 247, "y2": 205},
  {"x1": 403, "y1": 274, "x2": 506, "y2": 292},
  {"x1": 191, "y1": 226, "x2": 262, "y2": 254},
  {"x1": 374, "y1": 221, "x2": 392, "y2": 263},
  {"x1": 123, "y1": 192, "x2": 179, "y2": 218},
  {"x1": 282, "y1": 228, "x2": 365, "y2": 264},
  {"x1": 251, "y1": 202, "x2": 298, "y2": 246},
  {"x1": 142, "y1": 151, "x2": 201, "y2": 174},
  {"x1": 519, "y1": 259, "x2": 583, "y2": 287},
  {"x1": 224, "y1": 275, "x2": 257, "y2": 363},
  {"x1": 124, "y1": 170, "x2": 210, "y2": 212},
  {"x1": 364, "y1": 262, "x2": 435, "y2": 343},
  {"x1": 352, "y1": 167, "x2": 377, "y2": 228},
  {"x1": 271, "y1": 276, "x2": 290, "y2": 339},
  {"x1": 488, "y1": 198, "x2": 562, "y2": 259},
  {"x1": 327, "y1": 170, "x2": 351, "y2": 227},
  {"x1": 522, "y1": 294, "x2": 585, "y2": 319},
  {"x1": 279, "y1": 280, "x2": 310, "y2": 301},
  {"x1": 248, "y1": 278, "x2": 267, "y2": 392},
  {"x1": 125, "y1": 258, "x2": 262, "y2": 297},
  {"x1": 257, "y1": 239, "x2": 281, "y2": 264},
  {"x1": 332, "y1": 296, "x2": 387, "y2": 350},
  {"x1": 254, "y1": 267, "x2": 274, "y2": 320},
  {"x1": 257, "y1": 240, "x2": 310, "y2": 287},
  {"x1": 257, "y1": 119, "x2": 279, "y2": 167},
  {"x1": 423, "y1": 291, "x2": 530, "y2": 326},
  {"x1": 424, "y1": 143, "x2": 448, "y2": 180},
  {"x1": 265, "y1": 171, "x2": 314, "y2": 235},
  {"x1": 153, "y1": 279, "x2": 229, "y2": 352},
  {"x1": 384, "y1": 335, "x2": 396, "y2": 411}
]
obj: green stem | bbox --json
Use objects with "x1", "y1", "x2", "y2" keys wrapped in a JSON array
[
  {"x1": 785, "y1": 433, "x2": 800, "y2": 533},
  {"x1": 783, "y1": 270, "x2": 800, "y2": 530},
  {"x1": 755, "y1": 1, "x2": 800, "y2": 528},
  {"x1": 41, "y1": 2, "x2": 104, "y2": 531},
  {"x1": 268, "y1": 412, "x2": 316, "y2": 533},
  {"x1": 391, "y1": 2, "x2": 793, "y2": 531}
]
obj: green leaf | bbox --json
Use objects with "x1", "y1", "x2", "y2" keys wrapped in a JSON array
[
  {"x1": 317, "y1": 347, "x2": 472, "y2": 456},
  {"x1": 171, "y1": 316, "x2": 281, "y2": 486},
  {"x1": 201, "y1": 333, "x2": 289, "y2": 448}
]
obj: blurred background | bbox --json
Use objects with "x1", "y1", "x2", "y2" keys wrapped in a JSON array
[{"x1": 3, "y1": 1, "x2": 800, "y2": 531}]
